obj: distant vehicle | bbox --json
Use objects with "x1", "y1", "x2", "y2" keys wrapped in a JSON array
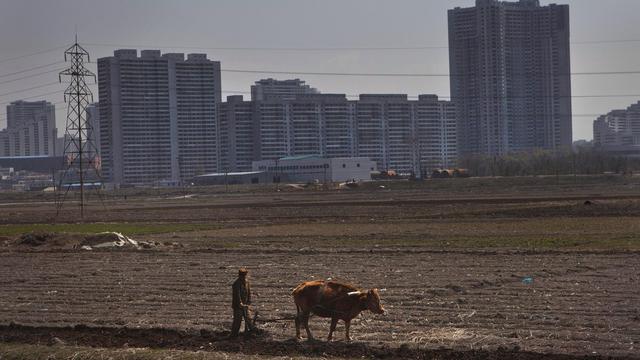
[
  {"x1": 371, "y1": 170, "x2": 400, "y2": 180},
  {"x1": 344, "y1": 179, "x2": 359, "y2": 188},
  {"x1": 292, "y1": 280, "x2": 385, "y2": 341},
  {"x1": 431, "y1": 168, "x2": 470, "y2": 179}
]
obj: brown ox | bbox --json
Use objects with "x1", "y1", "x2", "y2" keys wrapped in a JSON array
[{"x1": 292, "y1": 280, "x2": 385, "y2": 341}]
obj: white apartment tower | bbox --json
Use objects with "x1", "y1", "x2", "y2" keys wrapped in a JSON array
[
  {"x1": 219, "y1": 95, "x2": 258, "y2": 172},
  {"x1": 221, "y1": 90, "x2": 457, "y2": 175},
  {"x1": 355, "y1": 95, "x2": 457, "y2": 174},
  {"x1": 98, "y1": 50, "x2": 221, "y2": 185},
  {"x1": 0, "y1": 100, "x2": 57, "y2": 157}
]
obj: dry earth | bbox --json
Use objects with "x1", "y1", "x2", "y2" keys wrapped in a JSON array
[{"x1": 1, "y1": 177, "x2": 640, "y2": 359}]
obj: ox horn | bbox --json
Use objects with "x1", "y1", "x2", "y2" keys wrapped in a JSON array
[{"x1": 347, "y1": 291, "x2": 362, "y2": 296}]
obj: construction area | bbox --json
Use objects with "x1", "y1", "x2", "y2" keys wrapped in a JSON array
[{"x1": 1, "y1": 176, "x2": 639, "y2": 359}]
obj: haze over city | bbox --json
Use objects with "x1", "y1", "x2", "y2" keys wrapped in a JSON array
[
  {"x1": 3, "y1": 0, "x2": 640, "y2": 141},
  {"x1": 3, "y1": 1, "x2": 640, "y2": 359}
]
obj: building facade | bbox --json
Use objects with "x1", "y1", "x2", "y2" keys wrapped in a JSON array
[
  {"x1": 448, "y1": 0, "x2": 572, "y2": 156},
  {"x1": 593, "y1": 102, "x2": 640, "y2": 157},
  {"x1": 250, "y1": 78, "x2": 318, "y2": 101},
  {"x1": 252, "y1": 155, "x2": 375, "y2": 183},
  {"x1": 414, "y1": 95, "x2": 458, "y2": 172},
  {"x1": 98, "y1": 49, "x2": 221, "y2": 185},
  {"x1": 0, "y1": 101, "x2": 57, "y2": 157},
  {"x1": 220, "y1": 88, "x2": 457, "y2": 175},
  {"x1": 86, "y1": 103, "x2": 100, "y2": 158},
  {"x1": 219, "y1": 95, "x2": 258, "y2": 172}
]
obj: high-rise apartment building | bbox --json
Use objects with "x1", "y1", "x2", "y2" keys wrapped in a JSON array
[
  {"x1": 594, "y1": 102, "x2": 640, "y2": 156},
  {"x1": 219, "y1": 95, "x2": 258, "y2": 172},
  {"x1": 256, "y1": 100, "x2": 291, "y2": 161},
  {"x1": 290, "y1": 94, "x2": 355, "y2": 159},
  {"x1": 220, "y1": 86, "x2": 457, "y2": 174},
  {"x1": 251, "y1": 78, "x2": 318, "y2": 101},
  {"x1": 0, "y1": 100, "x2": 57, "y2": 157},
  {"x1": 221, "y1": 93, "x2": 356, "y2": 172},
  {"x1": 448, "y1": 0, "x2": 572, "y2": 156},
  {"x1": 86, "y1": 103, "x2": 100, "y2": 158},
  {"x1": 98, "y1": 50, "x2": 221, "y2": 185},
  {"x1": 414, "y1": 95, "x2": 458, "y2": 172},
  {"x1": 355, "y1": 95, "x2": 457, "y2": 173}
]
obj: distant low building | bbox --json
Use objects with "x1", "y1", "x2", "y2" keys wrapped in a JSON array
[
  {"x1": 191, "y1": 171, "x2": 283, "y2": 186},
  {"x1": 0, "y1": 155, "x2": 64, "y2": 173},
  {"x1": 593, "y1": 102, "x2": 640, "y2": 157},
  {"x1": 252, "y1": 155, "x2": 376, "y2": 183}
]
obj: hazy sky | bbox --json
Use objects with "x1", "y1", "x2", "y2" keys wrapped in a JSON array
[{"x1": 2, "y1": 0, "x2": 640, "y2": 140}]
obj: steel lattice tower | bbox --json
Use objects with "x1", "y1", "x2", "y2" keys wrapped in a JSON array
[{"x1": 55, "y1": 39, "x2": 100, "y2": 219}]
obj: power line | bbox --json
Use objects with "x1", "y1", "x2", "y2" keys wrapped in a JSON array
[
  {"x1": 0, "y1": 82, "x2": 62, "y2": 98},
  {"x1": 0, "y1": 45, "x2": 69, "y2": 64},
  {"x1": 0, "y1": 82, "x2": 96, "y2": 101},
  {"x1": 572, "y1": 39, "x2": 640, "y2": 45},
  {"x1": 0, "y1": 90, "x2": 66, "y2": 107},
  {"x1": 0, "y1": 61, "x2": 65, "y2": 79},
  {"x1": 84, "y1": 38, "x2": 640, "y2": 52},
  {"x1": 221, "y1": 90, "x2": 640, "y2": 100},
  {"x1": 0, "y1": 79, "x2": 637, "y2": 109},
  {"x1": 0, "y1": 50, "x2": 630, "y2": 84},
  {"x1": 3, "y1": 50, "x2": 640, "y2": 83},
  {"x1": 84, "y1": 42, "x2": 449, "y2": 51},
  {"x1": 0, "y1": 77, "x2": 637, "y2": 105},
  {"x1": 0, "y1": 67, "x2": 67, "y2": 86},
  {"x1": 221, "y1": 68, "x2": 640, "y2": 77}
]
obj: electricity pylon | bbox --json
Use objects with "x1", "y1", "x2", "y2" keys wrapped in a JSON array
[{"x1": 55, "y1": 38, "x2": 101, "y2": 219}]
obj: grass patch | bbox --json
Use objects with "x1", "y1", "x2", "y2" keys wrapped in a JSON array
[{"x1": 0, "y1": 223, "x2": 218, "y2": 237}]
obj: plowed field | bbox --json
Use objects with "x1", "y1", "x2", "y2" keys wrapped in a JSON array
[{"x1": 1, "y1": 178, "x2": 640, "y2": 359}]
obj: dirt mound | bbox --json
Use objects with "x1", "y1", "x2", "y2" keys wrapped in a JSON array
[
  {"x1": 5, "y1": 232, "x2": 157, "y2": 251},
  {"x1": 18, "y1": 232, "x2": 56, "y2": 246},
  {"x1": 12, "y1": 232, "x2": 83, "y2": 249},
  {"x1": 0, "y1": 324, "x2": 633, "y2": 360}
]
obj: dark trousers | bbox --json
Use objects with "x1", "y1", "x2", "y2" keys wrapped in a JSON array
[{"x1": 230, "y1": 307, "x2": 251, "y2": 336}]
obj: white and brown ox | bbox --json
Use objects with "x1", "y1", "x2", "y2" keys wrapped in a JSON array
[{"x1": 292, "y1": 280, "x2": 385, "y2": 341}]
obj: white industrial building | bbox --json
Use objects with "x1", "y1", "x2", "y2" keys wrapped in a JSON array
[{"x1": 252, "y1": 155, "x2": 375, "y2": 183}]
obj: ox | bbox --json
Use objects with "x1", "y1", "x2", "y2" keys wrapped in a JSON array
[{"x1": 292, "y1": 280, "x2": 385, "y2": 341}]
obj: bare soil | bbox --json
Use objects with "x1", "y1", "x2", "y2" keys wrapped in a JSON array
[
  {"x1": 1, "y1": 248, "x2": 639, "y2": 358},
  {"x1": 1, "y1": 178, "x2": 640, "y2": 359}
]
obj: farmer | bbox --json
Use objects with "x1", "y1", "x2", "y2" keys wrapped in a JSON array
[{"x1": 230, "y1": 267, "x2": 253, "y2": 337}]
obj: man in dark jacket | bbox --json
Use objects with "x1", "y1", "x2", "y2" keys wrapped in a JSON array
[{"x1": 230, "y1": 267, "x2": 253, "y2": 337}]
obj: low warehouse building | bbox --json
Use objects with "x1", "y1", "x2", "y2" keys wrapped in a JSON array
[
  {"x1": 252, "y1": 155, "x2": 375, "y2": 184},
  {"x1": 191, "y1": 171, "x2": 290, "y2": 186}
]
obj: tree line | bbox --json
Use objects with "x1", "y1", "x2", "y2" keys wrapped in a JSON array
[{"x1": 457, "y1": 147, "x2": 640, "y2": 177}]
